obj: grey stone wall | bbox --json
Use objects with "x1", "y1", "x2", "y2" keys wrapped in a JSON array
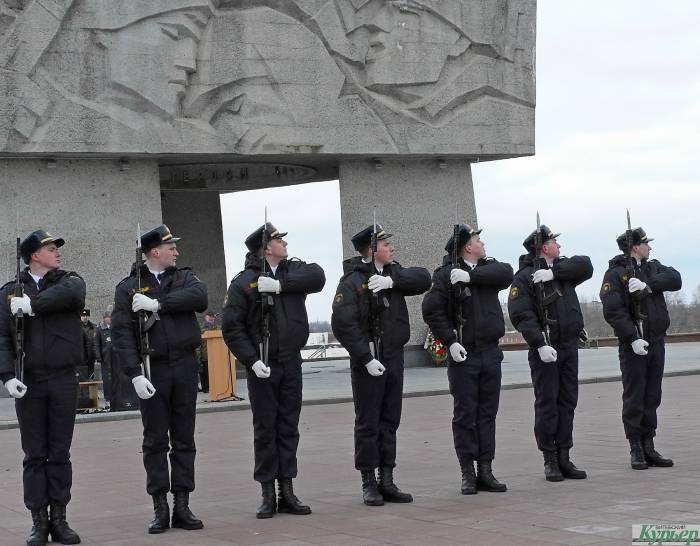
[{"x1": 0, "y1": 0, "x2": 535, "y2": 157}]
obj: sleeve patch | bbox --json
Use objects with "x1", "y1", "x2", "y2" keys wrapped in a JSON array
[
  {"x1": 602, "y1": 282, "x2": 612, "y2": 293},
  {"x1": 509, "y1": 287, "x2": 519, "y2": 300},
  {"x1": 334, "y1": 293, "x2": 343, "y2": 304}
]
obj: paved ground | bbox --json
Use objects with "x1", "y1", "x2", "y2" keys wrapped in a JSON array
[
  {"x1": 0, "y1": 343, "x2": 698, "y2": 428},
  {"x1": 0, "y1": 370, "x2": 698, "y2": 545}
]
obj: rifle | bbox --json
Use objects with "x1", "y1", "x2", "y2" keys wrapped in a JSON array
[
  {"x1": 14, "y1": 236, "x2": 24, "y2": 383},
  {"x1": 448, "y1": 222, "x2": 470, "y2": 344},
  {"x1": 368, "y1": 212, "x2": 388, "y2": 358},
  {"x1": 259, "y1": 208, "x2": 273, "y2": 366},
  {"x1": 625, "y1": 210, "x2": 646, "y2": 339},
  {"x1": 135, "y1": 224, "x2": 158, "y2": 380},
  {"x1": 533, "y1": 213, "x2": 560, "y2": 346}
]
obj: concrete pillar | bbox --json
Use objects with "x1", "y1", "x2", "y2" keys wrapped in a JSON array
[
  {"x1": 160, "y1": 191, "x2": 227, "y2": 313},
  {"x1": 339, "y1": 159, "x2": 477, "y2": 367},
  {"x1": 0, "y1": 158, "x2": 162, "y2": 315}
]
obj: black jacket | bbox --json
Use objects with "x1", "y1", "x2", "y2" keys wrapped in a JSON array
[
  {"x1": 112, "y1": 265, "x2": 208, "y2": 379},
  {"x1": 221, "y1": 254, "x2": 325, "y2": 369},
  {"x1": 95, "y1": 324, "x2": 113, "y2": 366},
  {"x1": 422, "y1": 256, "x2": 513, "y2": 351},
  {"x1": 331, "y1": 257, "x2": 431, "y2": 368},
  {"x1": 0, "y1": 268, "x2": 86, "y2": 382},
  {"x1": 508, "y1": 254, "x2": 593, "y2": 348},
  {"x1": 600, "y1": 255, "x2": 682, "y2": 343},
  {"x1": 81, "y1": 320, "x2": 96, "y2": 365}
]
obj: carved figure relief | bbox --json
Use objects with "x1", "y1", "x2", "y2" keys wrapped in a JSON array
[{"x1": 0, "y1": 0, "x2": 535, "y2": 154}]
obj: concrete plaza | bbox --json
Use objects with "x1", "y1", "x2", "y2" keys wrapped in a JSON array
[{"x1": 0, "y1": 368, "x2": 698, "y2": 545}]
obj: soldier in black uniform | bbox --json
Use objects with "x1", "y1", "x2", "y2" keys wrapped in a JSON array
[
  {"x1": 600, "y1": 227, "x2": 681, "y2": 469},
  {"x1": 222, "y1": 223, "x2": 325, "y2": 519},
  {"x1": 80, "y1": 309, "x2": 96, "y2": 378},
  {"x1": 197, "y1": 311, "x2": 217, "y2": 393},
  {"x1": 508, "y1": 225, "x2": 593, "y2": 482},
  {"x1": 112, "y1": 225, "x2": 208, "y2": 534},
  {"x1": 331, "y1": 224, "x2": 431, "y2": 506},
  {"x1": 422, "y1": 224, "x2": 513, "y2": 495},
  {"x1": 94, "y1": 311, "x2": 114, "y2": 409},
  {"x1": 0, "y1": 230, "x2": 84, "y2": 546}
]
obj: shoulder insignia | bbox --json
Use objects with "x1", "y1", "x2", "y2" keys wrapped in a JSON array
[
  {"x1": 249, "y1": 281, "x2": 258, "y2": 289},
  {"x1": 602, "y1": 282, "x2": 611, "y2": 293},
  {"x1": 509, "y1": 286, "x2": 519, "y2": 300},
  {"x1": 622, "y1": 275, "x2": 629, "y2": 283},
  {"x1": 334, "y1": 293, "x2": 343, "y2": 305}
]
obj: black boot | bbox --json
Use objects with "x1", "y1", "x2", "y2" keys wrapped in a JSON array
[
  {"x1": 558, "y1": 448, "x2": 587, "y2": 479},
  {"x1": 476, "y1": 460, "x2": 507, "y2": 492},
  {"x1": 459, "y1": 459, "x2": 477, "y2": 495},
  {"x1": 629, "y1": 438, "x2": 649, "y2": 470},
  {"x1": 643, "y1": 436, "x2": 674, "y2": 467},
  {"x1": 256, "y1": 481, "x2": 276, "y2": 519},
  {"x1": 277, "y1": 478, "x2": 312, "y2": 515},
  {"x1": 377, "y1": 466, "x2": 413, "y2": 503},
  {"x1": 172, "y1": 492, "x2": 203, "y2": 530},
  {"x1": 543, "y1": 450, "x2": 564, "y2": 482},
  {"x1": 361, "y1": 470, "x2": 384, "y2": 506},
  {"x1": 48, "y1": 504, "x2": 81, "y2": 544},
  {"x1": 148, "y1": 493, "x2": 170, "y2": 534},
  {"x1": 27, "y1": 507, "x2": 49, "y2": 546}
]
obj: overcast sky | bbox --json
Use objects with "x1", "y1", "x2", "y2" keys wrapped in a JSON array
[{"x1": 220, "y1": 0, "x2": 700, "y2": 321}]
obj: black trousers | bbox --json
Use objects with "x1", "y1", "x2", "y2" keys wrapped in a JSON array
[
  {"x1": 15, "y1": 371, "x2": 78, "y2": 510},
  {"x1": 350, "y1": 353, "x2": 404, "y2": 471},
  {"x1": 448, "y1": 344, "x2": 503, "y2": 463},
  {"x1": 619, "y1": 339, "x2": 665, "y2": 439},
  {"x1": 247, "y1": 355, "x2": 303, "y2": 483},
  {"x1": 139, "y1": 357, "x2": 199, "y2": 496},
  {"x1": 528, "y1": 340, "x2": 579, "y2": 452}
]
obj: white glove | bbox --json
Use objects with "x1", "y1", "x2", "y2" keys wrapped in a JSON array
[
  {"x1": 4, "y1": 378, "x2": 27, "y2": 398},
  {"x1": 537, "y1": 345, "x2": 558, "y2": 363},
  {"x1": 132, "y1": 375, "x2": 156, "y2": 399},
  {"x1": 365, "y1": 359, "x2": 386, "y2": 376},
  {"x1": 532, "y1": 269, "x2": 554, "y2": 283},
  {"x1": 368, "y1": 274, "x2": 393, "y2": 293},
  {"x1": 450, "y1": 269, "x2": 470, "y2": 285},
  {"x1": 628, "y1": 278, "x2": 647, "y2": 293},
  {"x1": 252, "y1": 360, "x2": 271, "y2": 378},
  {"x1": 10, "y1": 295, "x2": 34, "y2": 316},
  {"x1": 257, "y1": 276, "x2": 281, "y2": 294},
  {"x1": 132, "y1": 293, "x2": 160, "y2": 313},
  {"x1": 449, "y1": 342, "x2": 467, "y2": 363},
  {"x1": 631, "y1": 338, "x2": 649, "y2": 356}
]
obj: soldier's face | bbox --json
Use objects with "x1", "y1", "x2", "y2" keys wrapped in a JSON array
[
  {"x1": 632, "y1": 242, "x2": 651, "y2": 260},
  {"x1": 372, "y1": 239, "x2": 394, "y2": 266},
  {"x1": 265, "y1": 238, "x2": 288, "y2": 260},
  {"x1": 541, "y1": 239, "x2": 561, "y2": 260},
  {"x1": 151, "y1": 243, "x2": 179, "y2": 269},
  {"x1": 464, "y1": 236, "x2": 486, "y2": 259},
  {"x1": 32, "y1": 244, "x2": 61, "y2": 270}
]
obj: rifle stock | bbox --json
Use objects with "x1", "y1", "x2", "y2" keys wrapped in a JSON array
[
  {"x1": 259, "y1": 212, "x2": 273, "y2": 365},
  {"x1": 625, "y1": 210, "x2": 646, "y2": 339},
  {"x1": 14, "y1": 236, "x2": 24, "y2": 382}
]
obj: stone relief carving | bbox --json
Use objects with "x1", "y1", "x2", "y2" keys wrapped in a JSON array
[{"x1": 0, "y1": 0, "x2": 535, "y2": 154}]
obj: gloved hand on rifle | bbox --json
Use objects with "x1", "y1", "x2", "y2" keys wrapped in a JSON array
[
  {"x1": 132, "y1": 375, "x2": 156, "y2": 399},
  {"x1": 365, "y1": 359, "x2": 386, "y2": 376},
  {"x1": 449, "y1": 342, "x2": 467, "y2": 363},
  {"x1": 628, "y1": 278, "x2": 647, "y2": 293},
  {"x1": 532, "y1": 269, "x2": 554, "y2": 283},
  {"x1": 631, "y1": 338, "x2": 649, "y2": 356},
  {"x1": 4, "y1": 378, "x2": 27, "y2": 398},
  {"x1": 132, "y1": 293, "x2": 160, "y2": 313},
  {"x1": 537, "y1": 345, "x2": 557, "y2": 363},
  {"x1": 368, "y1": 274, "x2": 393, "y2": 293},
  {"x1": 450, "y1": 269, "x2": 470, "y2": 285},
  {"x1": 252, "y1": 360, "x2": 271, "y2": 378},
  {"x1": 10, "y1": 294, "x2": 34, "y2": 316},
  {"x1": 257, "y1": 276, "x2": 281, "y2": 294}
]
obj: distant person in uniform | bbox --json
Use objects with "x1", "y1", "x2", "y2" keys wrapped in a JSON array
[
  {"x1": 80, "y1": 309, "x2": 96, "y2": 378},
  {"x1": 94, "y1": 311, "x2": 114, "y2": 409},
  {"x1": 198, "y1": 311, "x2": 217, "y2": 393}
]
